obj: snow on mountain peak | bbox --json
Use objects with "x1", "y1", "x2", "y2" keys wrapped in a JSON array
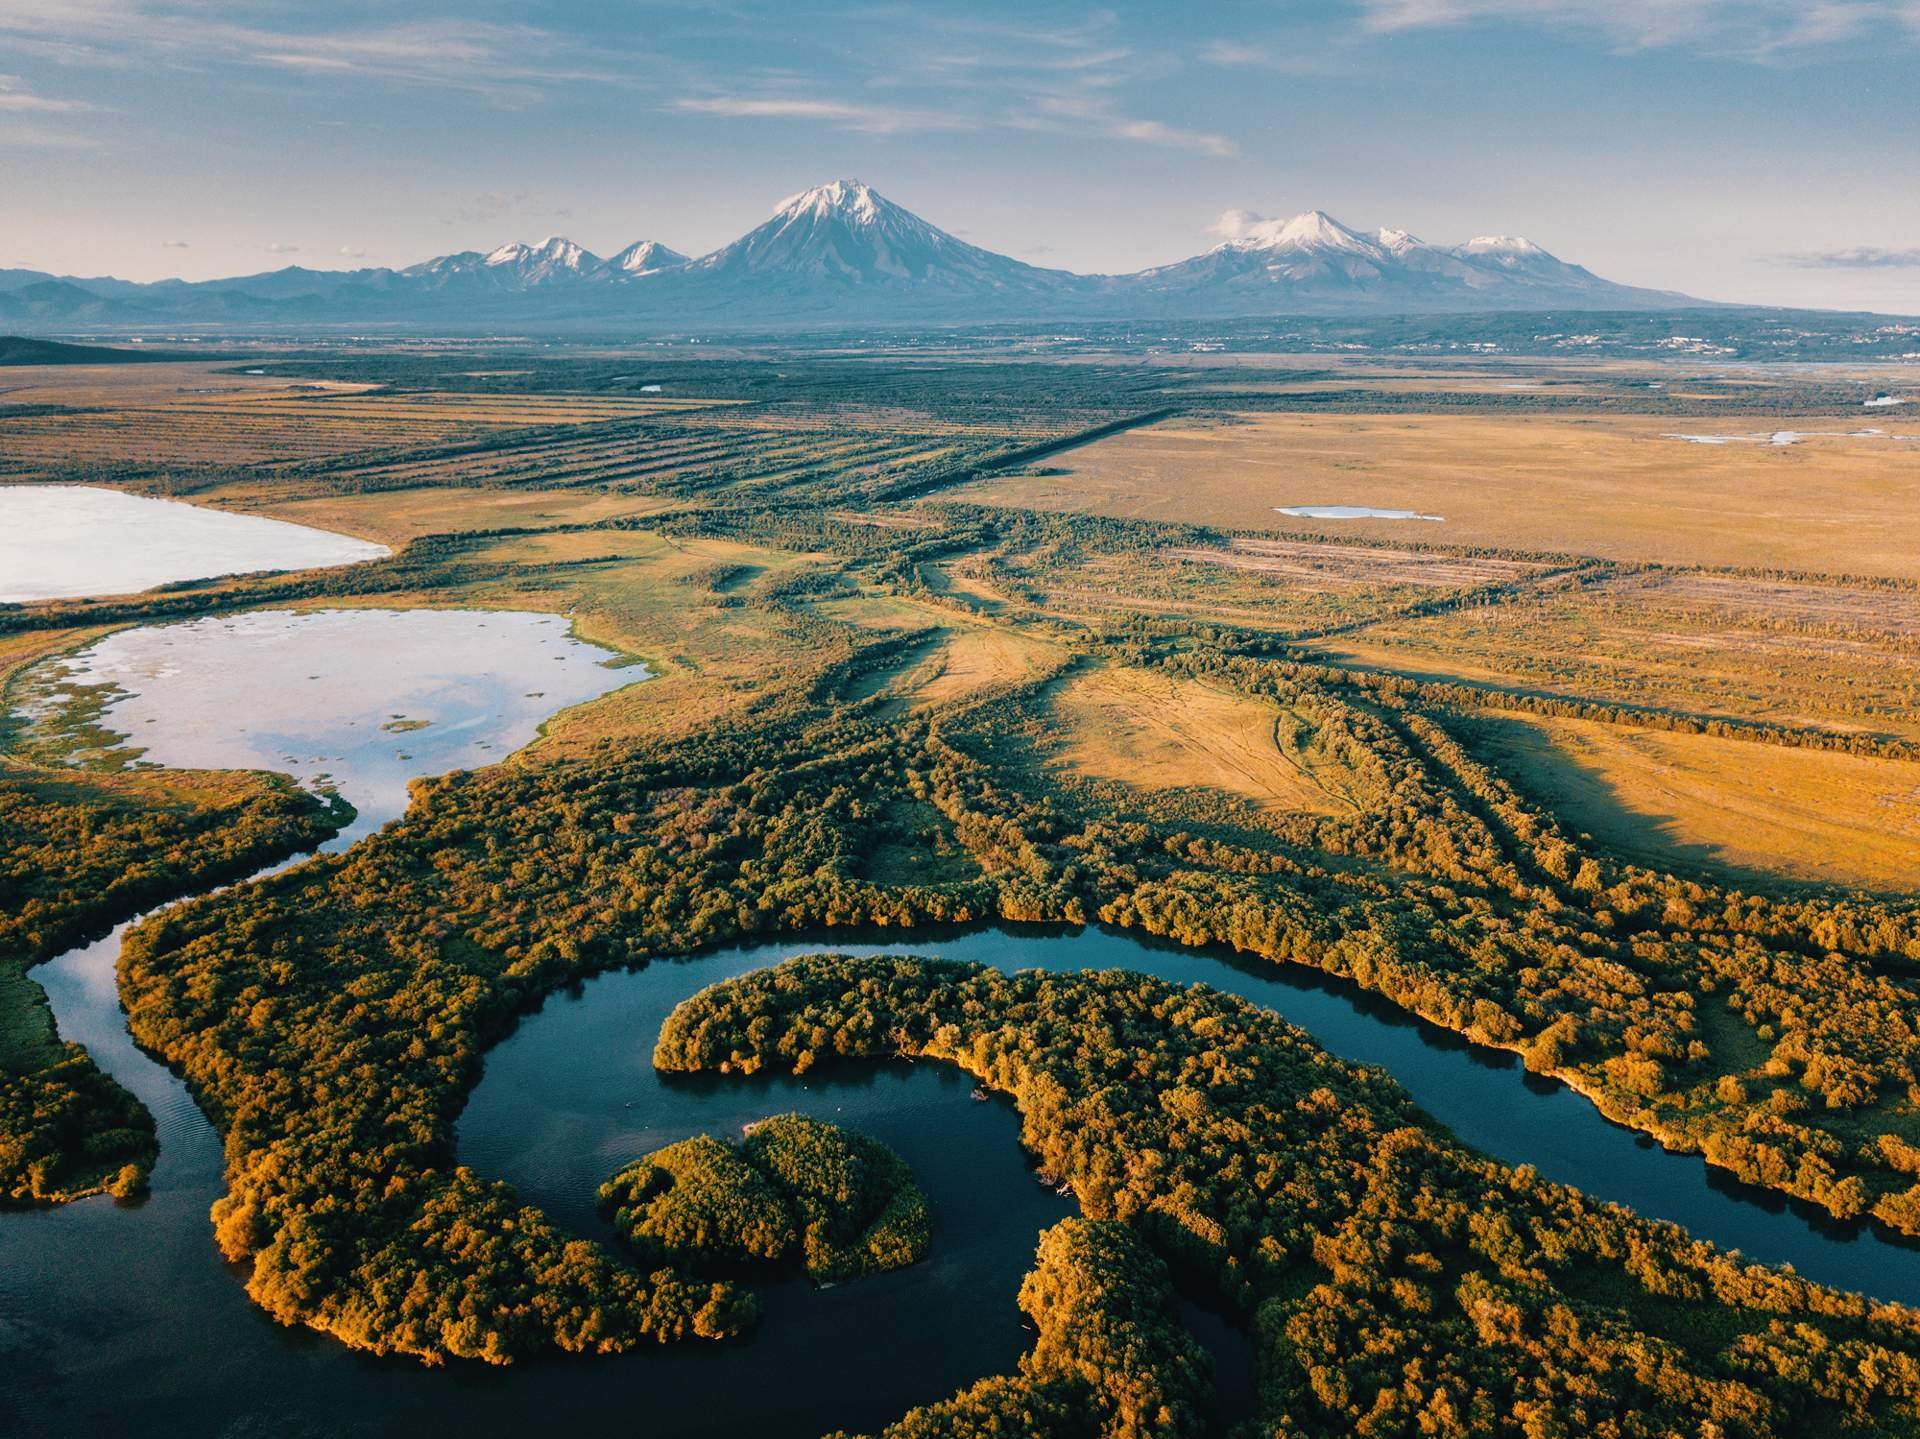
[
  {"x1": 772, "y1": 179, "x2": 885, "y2": 226},
  {"x1": 485, "y1": 236, "x2": 596, "y2": 268},
  {"x1": 611, "y1": 240, "x2": 689, "y2": 275},
  {"x1": 1213, "y1": 208, "x2": 1383, "y2": 257},
  {"x1": 1459, "y1": 235, "x2": 1545, "y2": 255}
]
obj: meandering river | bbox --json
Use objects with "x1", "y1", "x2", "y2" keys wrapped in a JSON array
[{"x1": 3, "y1": 602, "x2": 1918, "y2": 1439}]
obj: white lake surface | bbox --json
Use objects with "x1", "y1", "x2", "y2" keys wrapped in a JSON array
[
  {"x1": 25, "y1": 607, "x2": 641, "y2": 845},
  {"x1": 0, "y1": 485, "x2": 389, "y2": 604},
  {"x1": 1276, "y1": 504, "x2": 1444, "y2": 522},
  {"x1": 1663, "y1": 428, "x2": 1908, "y2": 446}
]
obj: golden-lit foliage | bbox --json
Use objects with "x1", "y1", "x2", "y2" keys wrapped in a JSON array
[
  {"x1": 665, "y1": 954, "x2": 1920, "y2": 1438},
  {"x1": 599, "y1": 1115, "x2": 930, "y2": 1281}
]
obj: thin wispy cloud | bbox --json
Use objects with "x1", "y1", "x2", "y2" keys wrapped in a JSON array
[
  {"x1": 1195, "y1": 39, "x2": 1346, "y2": 74},
  {"x1": 826, "y1": 14, "x2": 1239, "y2": 156},
  {"x1": 1106, "y1": 116, "x2": 1236, "y2": 157},
  {"x1": 446, "y1": 191, "x2": 531, "y2": 227},
  {"x1": 0, "y1": 71, "x2": 99, "y2": 147},
  {"x1": 1351, "y1": 0, "x2": 1919, "y2": 56},
  {"x1": 0, "y1": 125, "x2": 99, "y2": 147},
  {"x1": 674, "y1": 94, "x2": 961, "y2": 134},
  {"x1": 0, "y1": 4, "x2": 643, "y2": 102},
  {"x1": 1780, "y1": 246, "x2": 1920, "y2": 269},
  {"x1": 1012, "y1": 94, "x2": 1235, "y2": 157},
  {"x1": 0, "y1": 72, "x2": 92, "y2": 111}
]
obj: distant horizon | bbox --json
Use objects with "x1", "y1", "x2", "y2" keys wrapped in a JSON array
[
  {"x1": 3, "y1": 2, "x2": 1917, "y2": 310},
  {"x1": 3, "y1": 184, "x2": 1699, "y2": 290}
]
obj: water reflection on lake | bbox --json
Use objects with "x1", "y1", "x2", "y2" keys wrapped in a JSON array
[
  {"x1": 0, "y1": 485, "x2": 388, "y2": 603},
  {"x1": 21, "y1": 607, "x2": 642, "y2": 846}
]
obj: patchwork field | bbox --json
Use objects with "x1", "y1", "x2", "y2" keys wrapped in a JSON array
[
  {"x1": 269, "y1": 416, "x2": 964, "y2": 502},
  {"x1": 1312, "y1": 568, "x2": 1920, "y2": 740},
  {"x1": 215, "y1": 486, "x2": 678, "y2": 546},
  {"x1": 951, "y1": 411, "x2": 1920, "y2": 578},
  {"x1": 1465, "y1": 712, "x2": 1920, "y2": 892},
  {"x1": 0, "y1": 381, "x2": 735, "y2": 474},
  {"x1": 1169, "y1": 535, "x2": 1553, "y2": 590}
]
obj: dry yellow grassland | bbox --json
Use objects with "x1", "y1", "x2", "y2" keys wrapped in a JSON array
[
  {"x1": 1471, "y1": 713, "x2": 1920, "y2": 891},
  {"x1": 1046, "y1": 665, "x2": 1351, "y2": 814},
  {"x1": 0, "y1": 386, "x2": 739, "y2": 472},
  {"x1": 222, "y1": 487, "x2": 680, "y2": 547},
  {"x1": 816, "y1": 593, "x2": 1062, "y2": 711},
  {"x1": 951, "y1": 411, "x2": 1920, "y2": 578},
  {"x1": 1310, "y1": 566, "x2": 1920, "y2": 741},
  {"x1": 0, "y1": 361, "x2": 375, "y2": 407}
]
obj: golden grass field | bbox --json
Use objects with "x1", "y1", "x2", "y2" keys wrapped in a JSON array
[
  {"x1": 818, "y1": 593, "x2": 1063, "y2": 712},
  {"x1": 951, "y1": 411, "x2": 1920, "y2": 578},
  {"x1": 1469, "y1": 713, "x2": 1920, "y2": 892},
  {"x1": 224, "y1": 486, "x2": 679, "y2": 547},
  {"x1": 0, "y1": 360, "x2": 373, "y2": 407},
  {"x1": 1307, "y1": 569, "x2": 1920, "y2": 742},
  {"x1": 0, "y1": 367, "x2": 736, "y2": 473},
  {"x1": 1045, "y1": 665, "x2": 1351, "y2": 814}
]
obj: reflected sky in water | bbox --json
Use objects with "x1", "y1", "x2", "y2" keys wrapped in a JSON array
[{"x1": 0, "y1": 486, "x2": 388, "y2": 603}]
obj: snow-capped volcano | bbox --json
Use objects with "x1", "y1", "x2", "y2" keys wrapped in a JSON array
[
  {"x1": 1225, "y1": 209, "x2": 1383, "y2": 257},
  {"x1": 400, "y1": 236, "x2": 612, "y2": 292},
  {"x1": 482, "y1": 236, "x2": 606, "y2": 283},
  {"x1": 1119, "y1": 206, "x2": 1683, "y2": 314},
  {"x1": 609, "y1": 240, "x2": 689, "y2": 275},
  {"x1": 1456, "y1": 235, "x2": 1547, "y2": 259},
  {"x1": 0, "y1": 184, "x2": 1704, "y2": 329},
  {"x1": 683, "y1": 179, "x2": 1085, "y2": 308}
]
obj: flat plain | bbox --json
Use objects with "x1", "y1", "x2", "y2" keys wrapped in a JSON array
[{"x1": 951, "y1": 409, "x2": 1920, "y2": 577}]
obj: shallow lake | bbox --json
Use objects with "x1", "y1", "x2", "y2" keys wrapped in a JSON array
[
  {"x1": 18, "y1": 607, "x2": 640, "y2": 848},
  {"x1": 1275, "y1": 504, "x2": 1444, "y2": 521},
  {"x1": 0, "y1": 485, "x2": 388, "y2": 603},
  {"x1": 1663, "y1": 428, "x2": 1908, "y2": 446},
  {"x1": 4, "y1": 608, "x2": 1920, "y2": 1438}
]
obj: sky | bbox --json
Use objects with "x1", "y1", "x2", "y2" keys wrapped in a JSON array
[{"x1": 2, "y1": 0, "x2": 1918, "y2": 312}]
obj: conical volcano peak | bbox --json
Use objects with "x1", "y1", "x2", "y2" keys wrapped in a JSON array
[
  {"x1": 771, "y1": 179, "x2": 887, "y2": 225},
  {"x1": 610, "y1": 240, "x2": 689, "y2": 275}
]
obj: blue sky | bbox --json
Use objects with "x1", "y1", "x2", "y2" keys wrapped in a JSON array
[{"x1": 3, "y1": 1, "x2": 1917, "y2": 311}]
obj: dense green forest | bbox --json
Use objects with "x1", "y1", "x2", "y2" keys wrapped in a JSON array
[
  {"x1": 599, "y1": 1114, "x2": 929, "y2": 1281},
  {"x1": 0, "y1": 760, "x2": 340, "y2": 1204},
  {"x1": 664, "y1": 953, "x2": 1920, "y2": 1438}
]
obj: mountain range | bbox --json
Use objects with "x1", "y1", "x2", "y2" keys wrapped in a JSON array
[{"x1": 1, "y1": 180, "x2": 1702, "y2": 333}]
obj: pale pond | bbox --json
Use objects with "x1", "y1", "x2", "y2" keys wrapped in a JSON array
[{"x1": 0, "y1": 485, "x2": 388, "y2": 603}]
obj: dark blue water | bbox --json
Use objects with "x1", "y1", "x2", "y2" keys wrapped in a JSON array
[{"x1": 468, "y1": 924, "x2": 1920, "y2": 1306}]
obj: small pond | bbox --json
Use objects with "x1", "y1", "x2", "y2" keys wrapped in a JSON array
[{"x1": 1276, "y1": 504, "x2": 1443, "y2": 521}]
